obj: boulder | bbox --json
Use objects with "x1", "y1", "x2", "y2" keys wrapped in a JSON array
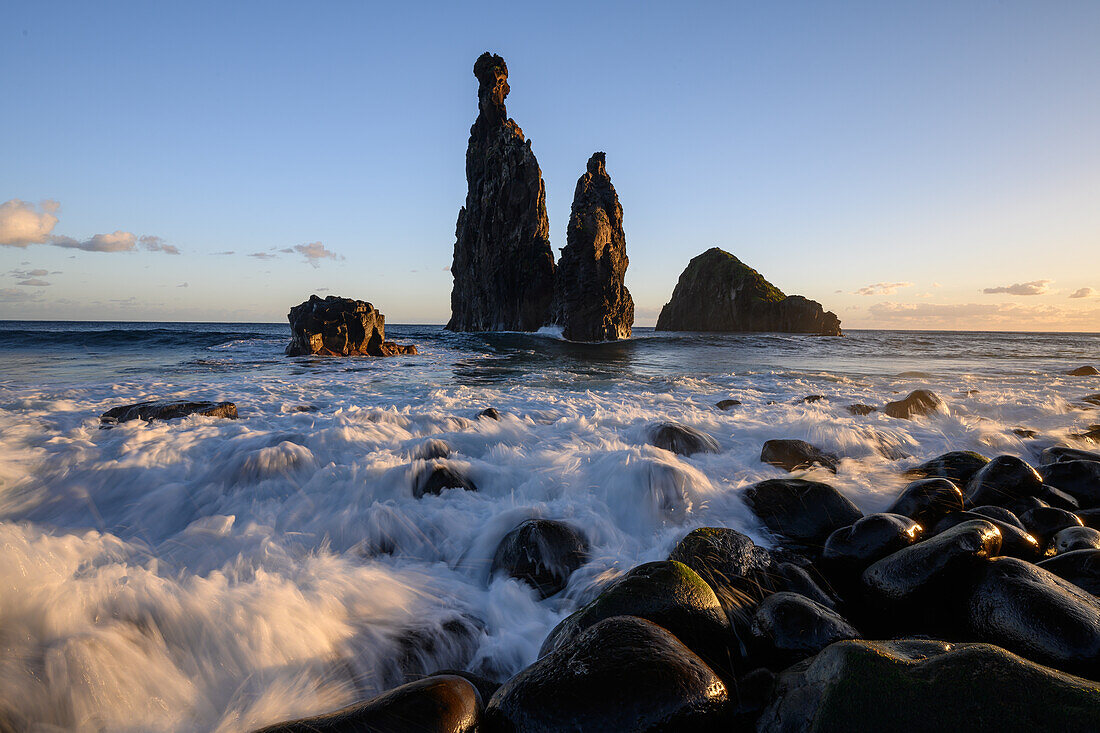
[
  {"x1": 743, "y1": 479, "x2": 863, "y2": 549},
  {"x1": 965, "y1": 556, "x2": 1100, "y2": 677},
  {"x1": 970, "y1": 505, "x2": 1026, "y2": 529},
  {"x1": 647, "y1": 422, "x2": 720, "y2": 456},
  {"x1": 668, "y1": 527, "x2": 776, "y2": 606},
  {"x1": 1040, "y1": 460, "x2": 1100, "y2": 508},
  {"x1": 1052, "y1": 526, "x2": 1100, "y2": 554},
  {"x1": 757, "y1": 639, "x2": 1100, "y2": 733},
  {"x1": 964, "y1": 455, "x2": 1044, "y2": 507},
  {"x1": 447, "y1": 53, "x2": 556, "y2": 332},
  {"x1": 886, "y1": 478, "x2": 965, "y2": 528},
  {"x1": 1041, "y1": 446, "x2": 1100, "y2": 466},
  {"x1": 413, "y1": 439, "x2": 451, "y2": 460},
  {"x1": 933, "y1": 511, "x2": 1042, "y2": 561},
  {"x1": 538, "y1": 561, "x2": 737, "y2": 678},
  {"x1": 486, "y1": 616, "x2": 727, "y2": 732},
  {"x1": 546, "y1": 152, "x2": 633, "y2": 341},
  {"x1": 1069, "y1": 366, "x2": 1100, "y2": 376},
  {"x1": 1038, "y1": 550, "x2": 1100, "y2": 595},
  {"x1": 654, "y1": 247, "x2": 841, "y2": 335},
  {"x1": 100, "y1": 400, "x2": 238, "y2": 424},
  {"x1": 490, "y1": 519, "x2": 589, "y2": 598},
  {"x1": 716, "y1": 399, "x2": 742, "y2": 410},
  {"x1": 415, "y1": 463, "x2": 478, "y2": 498},
  {"x1": 1019, "y1": 506, "x2": 1084, "y2": 546},
  {"x1": 286, "y1": 294, "x2": 416, "y2": 357},
  {"x1": 760, "y1": 439, "x2": 839, "y2": 474},
  {"x1": 750, "y1": 592, "x2": 860, "y2": 669},
  {"x1": 884, "y1": 389, "x2": 943, "y2": 419},
  {"x1": 906, "y1": 450, "x2": 989, "y2": 486},
  {"x1": 845, "y1": 403, "x2": 877, "y2": 416},
  {"x1": 477, "y1": 407, "x2": 503, "y2": 421},
  {"x1": 252, "y1": 674, "x2": 481, "y2": 733},
  {"x1": 821, "y1": 514, "x2": 923, "y2": 588}
]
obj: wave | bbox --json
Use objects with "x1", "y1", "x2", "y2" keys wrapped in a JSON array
[{"x1": 0, "y1": 327, "x2": 280, "y2": 350}]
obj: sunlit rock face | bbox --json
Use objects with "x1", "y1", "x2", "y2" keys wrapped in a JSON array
[
  {"x1": 286, "y1": 294, "x2": 417, "y2": 356},
  {"x1": 655, "y1": 247, "x2": 842, "y2": 335},
  {"x1": 547, "y1": 152, "x2": 634, "y2": 341},
  {"x1": 447, "y1": 52, "x2": 555, "y2": 332}
]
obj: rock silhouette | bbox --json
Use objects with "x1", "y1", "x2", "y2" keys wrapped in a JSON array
[
  {"x1": 655, "y1": 247, "x2": 842, "y2": 334},
  {"x1": 286, "y1": 295, "x2": 416, "y2": 357},
  {"x1": 547, "y1": 152, "x2": 634, "y2": 341},
  {"x1": 447, "y1": 53, "x2": 555, "y2": 332}
]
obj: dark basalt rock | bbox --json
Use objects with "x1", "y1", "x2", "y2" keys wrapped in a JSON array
[
  {"x1": 760, "y1": 439, "x2": 839, "y2": 474},
  {"x1": 970, "y1": 505, "x2": 1026, "y2": 529},
  {"x1": 743, "y1": 479, "x2": 863, "y2": 549},
  {"x1": 799, "y1": 395, "x2": 826, "y2": 404},
  {"x1": 862, "y1": 520, "x2": 1001, "y2": 613},
  {"x1": 1069, "y1": 366, "x2": 1100, "y2": 376},
  {"x1": 750, "y1": 592, "x2": 860, "y2": 669},
  {"x1": 906, "y1": 450, "x2": 989, "y2": 486},
  {"x1": 774, "y1": 563, "x2": 839, "y2": 610},
  {"x1": 965, "y1": 556, "x2": 1100, "y2": 677},
  {"x1": 821, "y1": 513, "x2": 923, "y2": 588},
  {"x1": 933, "y1": 511, "x2": 1042, "y2": 561},
  {"x1": 538, "y1": 560, "x2": 737, "y2": 678},
  {"x1": 1052, "y1": 526, "x2": 1100, "y2": 554},
  {"x1": 716, "y1": 399, "x2": 742, "y2": 410},
  {"x1": 757, "y1": 639, "x2": 1100, "y2": 733},
  {"x1": 886, "y1": 478, "x2": 965, "y2": 528},
  {"x1": 390, "y1": 615, "x2": 485, "y2": 688},
  {"x1": 647, "y1": 422, "x2": 720, "y2": 456},
  {"x1": 413, "y1": 439, "x2": 452, "y2": 460},
  {"x1": 1041, "y1": 446, "x2": 1100, "y2": 466},
  {"x1": 490, "y1": 519, "x2": 589, "y2": 598},
  {"x1": 252, "y1": 674, "x2": 481, "y2": 733},
  {"x1": 415, "y1": 463, "x2": 479, "y2": 498},
  {"x1": 1038, "y1": 550, "x2": 1100, "y2": 595},
  {"x1": 477, "y1": 407, "x2": 503, "y2": 421},
  {"x1": 654, "y1": 247, "x2": 841, "y2": 335},
  {"x1": 447, "y1": 53, "x2": 556, "y2": 332},
  {"x1": 845, "y1": 403, "x2": 877, "y2": 416},
  {"x1": 1006, "y1": 495, "x2": 1049, "y2": 517},
  {"x1": 964, "y1": 455, "x2": 1044, "y2": 507},
  {"x1": 1040, "y1": 460, "x2": 1100, "y2": 508},
  {"x1": 428, "y1": 669, "x2": 500, "y2": 705},
  {"x1": 1020, "y1": 506, "x2": 1084, "y2": 546},
  {"x1": 1078, "y1": 508, "x2": 1100, "y2": 529},
  {"x1": 668, "y1": 527, "x2": 777, "y2": 613},
  {"x1": 285, "y1": 294, "x2": 417, "y2": 357},
  {"x1": 486, "y1": 616, "x2": 728, "y2": 733},
  {"x1": 883, "y1": 389, "x2": 943, "y2": 419},
  {"x1": 546, "y1": 152, "x2": 633, "y2": 342},
  {"x1": 100, "y1": 400, "x2": 238, "y2": 424}
]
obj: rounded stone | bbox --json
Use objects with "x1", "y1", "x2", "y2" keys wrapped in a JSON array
[{"x1": 490, "y1": 519, "x2": 589, "y2": 598}]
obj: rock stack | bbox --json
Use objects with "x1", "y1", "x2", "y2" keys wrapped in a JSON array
[
  {"x1": 547, "y1": 152, "x2": 634, "y2": 341},
  {"x1": 655, "y1": 247, "x2": 842, "y2": 335},
  {"x1": 446, "y1": 52, "x2": 556, "y2": 332},
  {"x1": 285, "y1": 295, "x2": 417, "y2": 357}
]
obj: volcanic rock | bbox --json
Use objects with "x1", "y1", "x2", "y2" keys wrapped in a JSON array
[
  {"x1": 1052, "y1": 526, "x2": 1100, "y2": 554},
  {"x1": 887, "y1": 478, "x2": 965, "y2": 528},
  {"x1": 447, "y1": 53, "x2": 555, "y2": 332},
  {"x1": 743, "y1": 479, "x2": 863, "y2": 549},
  {"x1": 285, "y1": 294, "x2": 417, "y2": 357},
  {"x1": 846, "y1": 403, "x2": 877, "y2": 416},
  {"x1": 654, "y1": 247, "x2": 841, "y2": 335},
  {"x1": 760, "y1": 439, "x2": 839, "y2": 473},
  {"x1": 821, "y1": 513, "x2": 923, "y2": 587},
  {"x1": 415, "y1": 463, "x2": 479, "y2": 498},
  {"x1": 100, "y1": 400, "x2": 238, "y2": 424},
  {"x1": 1019, "y1": 506, "x2": 1083, "y2": 547},
  {"x1": 1040, "y1": 460, "x2": 1100, "y2": 508},
  {"x1": 884, "y1": 389, "x2": 943, "y2": 419},
  {"x1": 906, "y1": 450, "x2": 989, "y2": 486},
  {"x1": 965, "y1": 455, "x2": 1044, "y2": 507},
  {"x1": 546, "y1": 152, "x2": 633, "y2": 341},
  {"x1": 1041, "y1": 446, "x2": 1100, "y2": 466},
  {"x1": 933, "y1": 511, "x2": 1042, "y2": 561},
  {"x1": 490, "y1": 519, "x2": 589, "y2": 598},
  {"x1": 668, "y1": 527, "x2": 779, "y2": 614},
  {"x1": 1038, "y1": 549, "x2": 1100, "y2": 595},
  {"x1": 750, "y1": 592, "x2": 860, "y2": 669},
  {"x1": 647, "y1": 422, "x2": 720, "y2": 456}
]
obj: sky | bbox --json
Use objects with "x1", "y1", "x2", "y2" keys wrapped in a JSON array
[{"x1": 1, "y1": 0, "x2": 1098, "y2": 330}]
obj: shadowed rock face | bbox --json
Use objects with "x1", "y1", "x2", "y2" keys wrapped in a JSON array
[
  {"x1": 447, "y1": 52, "x2": 555, "y2": 332},
  {"x1": 286, "y1": 295, "x2": 417, "y2": 357},
  {"x1": 547, "y1": 152, "x2": 634, "y2": 341},
  {"x1": 655, "y1": 247, "x2": 842, "y2": 335}
]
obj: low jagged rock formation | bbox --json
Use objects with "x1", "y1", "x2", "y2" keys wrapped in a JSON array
[
  {"x1": 547, "y1": 153, "x2": 633, "y2": 341},
  {"x1": 100, "y1": 400, "x2": 238, "y2": 425},
  {"x1": 447, "y1": 53, "x2": 555, "y2": 332},
  {"x1": 655, "y1": 248, "x2": 842, "y2": 335},
  {"x1": 285, "y1": 295, "x2": 417, "y2": 357}
]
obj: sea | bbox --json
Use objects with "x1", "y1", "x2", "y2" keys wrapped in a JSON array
[{"x1": 0, "y1": 320, "x2": 1097, "y2": 731}]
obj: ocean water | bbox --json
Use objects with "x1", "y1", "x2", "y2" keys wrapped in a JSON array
[{"x1": 0, "y1": 320, "x2": 1097, "y2": 731}]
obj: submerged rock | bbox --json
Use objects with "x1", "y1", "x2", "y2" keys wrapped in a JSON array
[
  {"x1": 286, "y1": 294, "x2": 417, "y2": 357},
  {"x1": 757, "y1": 639, "x2": 1100, "y2": 732},
  {"x1": 415, "y1": 463, "x2": 479, "y2": 498},
  {"x1": 654, "y1": 247, "x2": 841, "y2": 335},
  {"x1": 490, "y1": 519, "x2": 589, "y2": 598},
  {"x1": 647, "y1": 422, "x2": 720, "y2": 456},
  {"x1": 477, "y1": 407, "x2": 503, "y2": 421},
  {"x1": 413, "y1": 439, "x2": 452, "y2": 460},
  {"x1": 750, "y1": 592, "x2": 860, "y2": 669},
  {"x1": 884, "y1": 389, "x2": 943, "y2": 419},
  {"x1": 486, "y1": 616, "x2": 727, "y2": 732},
  {"x1": 447, "y1": 53, "x2": 556, "y2": 332},
  {"x1": 546, "y1": 152, "x2": 633, "y2": 341},
  {"x1": 760, "y1": 439, "x2": 839, "y2": 473},
  {"x1": 743, "y1": 479, "x2": 862, "y2": 548},
  {"x1": 100, "y1": 400, "x2": 238, "y2": 424},
  {"x1": 845, "y1": 403, "x2": 877, "y2": 416},
  {"x1": 716, "y1": 398, "x2": 742, "y2": 410},
  {"x1": 253, "y1": 674, "x2": 481, "y2": 733}
]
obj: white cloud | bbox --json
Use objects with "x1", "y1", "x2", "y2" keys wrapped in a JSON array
[
  {"x1": 294, "y1": 241, "x2": 342, "y2": 267},
  {"x1": 853, "y1": 281, "x2": 914, "y2": 296},
  {"x1": 982, "y1": 279, "x2": 1052, "y2": 296},
  {"x1": 1070, "y1": 287, "x2": 1096, "y2": 299},
  {"x1": 0, "y1": 199, "x2": 59, "y2": 246},
  {"x1": 50, "y1": 230, "x2": 137, "y2": 252}
]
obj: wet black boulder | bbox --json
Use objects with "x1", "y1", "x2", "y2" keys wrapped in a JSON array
[
  {"x1": 668, "y1": 527, "x2": 777, "y2": 613},
  {"x1": 100, "y1": 400, "x2": 238, "y2": 425},
  {"x1": 743, "y1": 479, "x2": 863, "y2": 549},
  {"x1": 970, "y1": 505, "x2": 1026, "y2": 529},
  {"x1": 760, "y1": 439, "x2": 839, "y2": 474},
  {"x1": 1052, "y1": 526, "x2": 1100, "y2": 554},
  {"x1": 1040, "y1": 460, "x2": 1100, "y2": 508},
  {"x1": 415, "y1": 463, "x2": 479, "y2": 497},
  {"x1": 1069, "y1": 365, "x2": 1100, "y2": 376},
  {"x1": 1041, "y1": 446, "x2": 1100, "y2": 466},
  {"x1": 886, "y1": 477, "x2": 965, "y2": 528},
  {"x1": 821, "y1": 513, "x2": 923, "y2": 592},
  {"x1": 933, "y1": 511, "x2": 1042, "y2": 561},
  {"x1": 845, "y1": 403, "x2": 877, "y2": 416},
  {"x1": 750, "y1": 592, "x2": 860, "y2": 669},
  {"x1": 907, "y1": 450, "x2": 989, "y2": 486},
  {"x1": 538, "y1": 560, "x2": 737, "y2": 678},
  {"x1": 647, "y1": 422, "x2": 720, "y2": 456},
  {"x1": 490, "y1": 519, "x2": 589, "y2": 598},
  {"x1": 964, "y1": 455, "x2": 1044, "y2": 507},
  {"x1": 716, "y1": 399, "x2": 741, "y2": 410},
  {"x1": 884, "y1": 389, "x2": 943, "y2": 419},
  {"x1": 486, "y1": 616, "x2": 727, "y2": 733},
  {"x1": 253, "y1": 674, "x2": 481, "y2": 733},
  {"x1": 1038, "y1": 549, "x2": 1100, "y2": 595},
  {"x1": 1019, "y1": 506, "x2": 1084, "y2": 546},
  {"x1": 965, "y1": 556, "x2": 1100, "y2": 678},
  {"x1": 477, "y1": 407, "x2": 503, "y2": 421}
]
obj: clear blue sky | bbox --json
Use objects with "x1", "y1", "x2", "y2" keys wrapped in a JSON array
[{"x1": 2, "y1": 0, "x2": 1098, "y2": 329}]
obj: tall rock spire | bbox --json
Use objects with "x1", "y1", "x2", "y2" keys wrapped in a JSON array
[
  {"x1": 446, "y1": 53, "x2": 555, "y2": 332},
  {"x1": 548, "y1": 152, "x2": 634, "y2": 341}
]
